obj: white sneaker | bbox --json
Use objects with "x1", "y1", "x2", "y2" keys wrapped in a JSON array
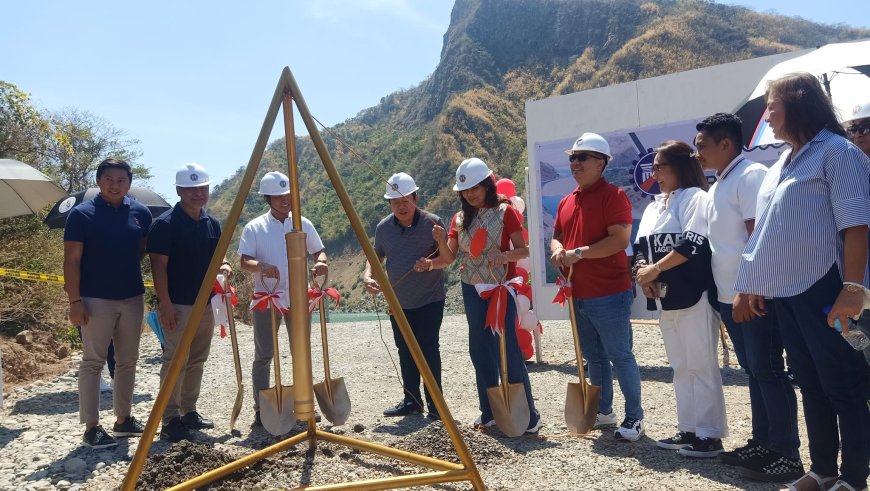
[
  {"x1": 473, "y1": 415, "x2": 496, "y2": 428},
  {"x1": 614, "y1": 418, "x2": 644, "y2": 442},
  {"x1": 593, "y1": 411, "x2": 618, "y2": 428},
  {"x1": 100, "y1": 377, "x2": 112, "y2": 392}
]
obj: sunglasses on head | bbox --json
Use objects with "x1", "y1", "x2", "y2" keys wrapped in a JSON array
[
  {"x1": 568, "y1": 153, "x2": 604, "y2": 163},
  {"x1": 846, "y1": 122, "x2": 870, "y2": 137}
]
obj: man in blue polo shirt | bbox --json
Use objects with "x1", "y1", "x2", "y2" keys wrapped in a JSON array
[
  {"x1": 64, "y1": 158, "x2": 152, "y2": 449},
  {"x1": 147, "y1": 163, "x2": 232, "y2": 442}
]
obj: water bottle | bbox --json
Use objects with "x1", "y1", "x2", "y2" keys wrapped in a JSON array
[{"x1": 833, "y1": 318, "x2": 870, "y2": 351}]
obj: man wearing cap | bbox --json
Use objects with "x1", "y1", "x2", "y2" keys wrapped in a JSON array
[
  {"x1": 362, "y1": 173, "x2": 447, "y2": 420},
  {"x1": 550, "y1": 133, "x2": 645, "y2": 442},
  {"x1": 147, "y1": 163, "x2": 231, "y2": 442},
  {"x1": 844, "y1": 101, "x2": 870, "y2": 367},
  {"x1": 64, "y1": 158, "x2": 152, "y2": 449},
  {"x1": 239, "y1": 171, "x2": 328, "y2": 426}
]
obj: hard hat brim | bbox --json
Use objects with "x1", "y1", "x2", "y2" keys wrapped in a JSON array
[
  {"x1": 176, "y1": 180, "x2": 211, "y2": 188},
  {"x1": 452, "y1": 170, "x2": 493, "y2": 191}
]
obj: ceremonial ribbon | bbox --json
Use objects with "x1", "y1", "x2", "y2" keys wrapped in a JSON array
[
  {"x1": 474, "y1": 276, "x2": 525, "y2": 335},
  {"x1": 307, "y1": 286, "x2": 341, "y2": 313},
  {"x1": 212, "y1": 279, "x2": 238, "y2": 338},
  {"x1": 249, "y1": 290, "x2": 288, "y2": 314},
  {"x1": 551, "y1": 276, "x2": 573, "y2": 308}
]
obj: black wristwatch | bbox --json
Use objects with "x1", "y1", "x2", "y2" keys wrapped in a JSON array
[{"x1": 573, "y1": 247, "x2": 584, "y2": 259}]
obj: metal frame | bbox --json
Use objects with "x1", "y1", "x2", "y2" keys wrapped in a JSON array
[{"x1": 121, "y1": 67, "x2": 485, "y2": 491}]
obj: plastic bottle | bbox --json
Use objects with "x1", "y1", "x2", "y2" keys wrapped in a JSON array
[{"x1": 833, "y1": 318, "x2": 870, "y2": 351}]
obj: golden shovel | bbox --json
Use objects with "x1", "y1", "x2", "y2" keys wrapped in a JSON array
[
  {"x1": 310, "y1": 271, "x2": 351, "y2": 425},
  {"x1": 257, "y1": 280, "x2": 296, "y2": 436},
  {"x1": 483, "y1": 266, "x2": 529, "y2": 437},
  {"x1": 563, "y1": 265, "x2": 601, "y2": 434},
  {"x1": 222, "y1": 281, "x2": 244, "y2": 432}
]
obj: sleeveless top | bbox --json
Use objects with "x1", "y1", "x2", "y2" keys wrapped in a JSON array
[{"x1": 458, "y1": 203, "x2": 508, "y2": 285}]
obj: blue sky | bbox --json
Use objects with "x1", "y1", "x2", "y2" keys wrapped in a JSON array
[{"x1": 2, "y1": 0, "x2": 866, "y2": 203}]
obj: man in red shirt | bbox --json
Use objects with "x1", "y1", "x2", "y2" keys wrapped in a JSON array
[{"x1": 550, "y1": 132, "x2": 645, "y2": 442}]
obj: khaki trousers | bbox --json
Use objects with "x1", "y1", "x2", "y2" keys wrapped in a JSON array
[
  {"x1": 158, "y1": 304, "x2": 214, "y2": 423},
  {"x1": 79, "y1": 295, "x2": 144, "y2": 425}
]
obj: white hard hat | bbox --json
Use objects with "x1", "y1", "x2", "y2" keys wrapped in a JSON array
[
  {"x1": 844, "y1": 101, "x2": 870, "y2": 124},
  {"x1": 258, "y1": 171, "x2": 291, "y2": 196},
  {"x1": 176, "y1": 163, "x2": 210, "y2": 187},
  {"x1": 384, "y1": 172, "x2": 419, "y2": 199},
  {"x1": 564, "y1": 132, "x2": 612, "y2": 160},
  {"x1": 453, "y1": 158, "x2": 493, "y2": 191}
]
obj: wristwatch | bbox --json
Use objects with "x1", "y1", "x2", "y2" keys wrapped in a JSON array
[
  {"x1": 573, "y1": 247, "x2": 584, "y2": 259},
  {"x1": 843, "y1": 282, "x2": 864, "y2": 294}
]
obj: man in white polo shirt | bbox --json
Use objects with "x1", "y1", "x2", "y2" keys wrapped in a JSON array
[
  {"x1": 695, "y1": 113, "x2": 801, "y2": 482},
  {"x1": 238, "y1": 171, "x2": 328, "y2": 427}
]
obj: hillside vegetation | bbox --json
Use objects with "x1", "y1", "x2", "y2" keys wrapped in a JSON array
[{"x1": 206, "y1": 0, "x2": 869, "y2": 309}]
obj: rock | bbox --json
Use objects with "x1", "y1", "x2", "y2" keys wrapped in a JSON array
[
  {"x1": 352, "y1": 423, "x2": 365, "y2": 433},
  {"x1": 15, "y1": 330, "x2": 33, "y2": 345},
  {"x1": 56, "y1": 345, "x2": 71, "y2": 359},
  {"x1": 63, "y1": 458, "x2": 86, "y2": 475},
  {"x1": 56, "y1": 480, "x2": 71, "y2": 489}
]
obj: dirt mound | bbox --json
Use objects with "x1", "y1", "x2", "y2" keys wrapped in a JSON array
[
  {"x1": 1, "y1": 330, "x2": 73, "y2": 389},
  {"x1": 394, "y1": 422, "x2": 514, "y2": 466}
]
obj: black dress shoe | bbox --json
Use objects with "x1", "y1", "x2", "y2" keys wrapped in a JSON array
[
  {"x1": 160, "y1": 417, "x2": 192, "y2": 443},
  {"x1": 181, "y1": 411, "x2": 215, "y2": 429},
  {"x1": 252, "y1": 411, "x2": 262, "y2": 427},
  {"x1": 427, "y1": 411, "x2": 441, "y2": 421},
  {"x1": 383, "y1": 401, "x2": 423, "y2": 417}
]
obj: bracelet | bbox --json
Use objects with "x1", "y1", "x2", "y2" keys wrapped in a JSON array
[
  {"x1": 70, "y1": 299, "x2": 82, "y2": 305},
  {"x1": 427, "y1": 260, "x2": 434, "y2": 272},
  {"x1": 843, "y1": 281, "x2": 865, "y2": 293}
]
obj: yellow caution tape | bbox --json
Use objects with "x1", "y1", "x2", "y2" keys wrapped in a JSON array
[{"x1": 0, "y1": 267, "x2": 154, "y2": 287}]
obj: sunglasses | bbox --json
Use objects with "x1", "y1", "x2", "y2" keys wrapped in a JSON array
[
  {"x1": 652, "y1": 163, "x2": 669, "y2": 172},
  {"x1": 568, "y1": 153, "x2": 604, "y2": 163},
  {"x1": 846, "y1": 123, "x2": 870, "y2": 137}
]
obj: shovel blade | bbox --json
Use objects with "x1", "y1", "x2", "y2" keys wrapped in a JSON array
[
  {"x1": 313, "y1": 377, "x2": 351, "y2": 426},
  {"x1": 565, "y1": 381, "x2": 601, "y2": 434},
  {"x1": 259, "y1": 385, "x2": 296, "y2": 436},
  {"x1": 486, "y1": 383, "x2": 530, "y2": 437}
]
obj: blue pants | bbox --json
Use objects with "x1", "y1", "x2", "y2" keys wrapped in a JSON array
[
  {"x1": 389, "y1": 300, "x2": 445, "y2": 412},
  {"x1": 573, "y1": 289, "x2": 644, "y2": 421},
  {"x1": 462, "y1": 282, "x2": 536, "y2": 424},
  {"x1": 772, "y1": 265, "x2": 869, "y2": 489},
  {"x1": 720, "y1": 302, "x2": 800, "y2": 458}
]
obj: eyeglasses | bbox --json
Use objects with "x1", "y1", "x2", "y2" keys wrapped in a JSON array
[
  {"x1": 568, "y1": 153, "x2": 604, "y2": 163},
  {"x1": 652, "y1": 163, "x2": 669, "y2": 172},
  {"x1": 846, "y1": 122, "x2": 870, "y2": 137}
]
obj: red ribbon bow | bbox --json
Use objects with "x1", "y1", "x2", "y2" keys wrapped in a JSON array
[
  {"x1": 212, "y1": 279, "x2": 238, "y2": 338},
  {"x1": 307, "y1": 287, "x2": 341, "y2": 313},
  {"x1": 250, "y1": 291, "x2": 288, "y2": 314},
  {"x1": 552, "y1": 276, "x2": 573, "y2": 308},
  {"x1": 475, "y1": 277, "x2": 525, "y2": 335}
]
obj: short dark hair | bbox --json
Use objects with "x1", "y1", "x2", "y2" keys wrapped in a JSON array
[
  {"x1": 696, "y1": 113, "x2": 743, "y2": 151},
  {"x1": 656, "y1": 140, "x2": 709, "y2": 191},
  {"x1": 96, "y1": 158, "x2": 132, "y2": 180},
  {"x1": 765, "y1": 72, "x2": 847, "y2": 146}
]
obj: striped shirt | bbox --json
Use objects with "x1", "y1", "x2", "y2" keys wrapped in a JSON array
[{"x1": 735, "y1": 129, "x2": 870, "y2": 297}]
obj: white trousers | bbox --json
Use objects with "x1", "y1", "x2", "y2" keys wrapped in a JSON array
[{"x1": 660, "y1": 292, "x2": 728, "y2": 439}]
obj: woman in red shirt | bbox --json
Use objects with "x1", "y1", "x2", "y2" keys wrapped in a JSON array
[{"x1": 424, "y1": 157, "x2": 541, "y2": 434}]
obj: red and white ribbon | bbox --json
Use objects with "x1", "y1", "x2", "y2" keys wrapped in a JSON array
[
  {"x1": 307, "y1": 286, "x2": 341, "y2": 313},
  {"x1": 551, "y1": 276, "x2": 573, "y2": 308},
  {"x1": 211, "y1": 275, "x2": 238, "y2": 338},
  {"x1": 474, "y1": 276, "x2": 525, "y2": 335},
  {"x1": 249, "y1": 290, "x2": 288, "y2": 314}
]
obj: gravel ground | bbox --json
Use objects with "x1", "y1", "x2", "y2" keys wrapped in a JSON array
[{"x1": 1, "y1": 312, "x2": 812, "y2": 490}]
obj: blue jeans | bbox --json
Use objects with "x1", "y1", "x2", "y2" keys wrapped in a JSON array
[
  {"x1": 720, "y1": 302, "x2": 800, "y2": 458},
  {"x1": 573, "y1": 289, "x2": 643, "y2": 420},
  {"x1": 462, "y1": 282, "x2": 537, "y2": 424},
  {"x1": 772, "y1": 265, "x2": 869, "y2": 489},
  {"x1": 389, "y1": 300, "x2": 445, "y2": 412}
]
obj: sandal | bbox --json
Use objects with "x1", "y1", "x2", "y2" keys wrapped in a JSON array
[{"x1": 782, "y1": 472, "x2": 837, "y2": 491}]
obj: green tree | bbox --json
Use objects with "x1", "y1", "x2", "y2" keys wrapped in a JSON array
[{"x1": 0, "y1": 81, "x2": 50, "y2": 161}]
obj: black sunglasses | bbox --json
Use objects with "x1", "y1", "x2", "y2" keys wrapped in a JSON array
[
  {"x1": 568, "y1": 153, "x2": 604, "y2": 163},
  {"x1": 846, "y1": 122, "x2": 870, "y2": 137}
]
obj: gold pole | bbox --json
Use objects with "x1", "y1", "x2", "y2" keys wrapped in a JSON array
[
  {"x1": 120, "y1": 67, "x2": 289, "y2": 491},
  {"x1": 281, "y1": 67, "x2": 486, "y2": 490},
  {"x1": 164, "y1": 432, "x2": 310, "y2": 491},
  {"x1": 283, "y1": 92, "x2": 303, "y2": 231},
  {"x1": 286, "y1": 232, "x2": 314, "y2": 423},
  {"x1": 316, "y1": 430, "x2": 464, "y2": 471},
  {"x1": 287, "y1": 469, "x2": 471, "y2": 491}
]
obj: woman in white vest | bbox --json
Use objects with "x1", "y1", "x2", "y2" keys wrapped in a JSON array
[
  {"x1": 428, "y1": 157, "x2": 542, "y2": 435},
  {"x1": 634, "y1": 140, "x2": 727, "y2": 458}
]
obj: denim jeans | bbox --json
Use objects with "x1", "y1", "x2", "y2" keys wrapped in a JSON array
[
  {"x1": 772, "y1": 265, "x2": 869, "y2": 489},
  {"x1": 720, "y1": 302, "x2": 800, "y2": 458},
  {"x1": 462, "y1": 282, "x2": 536, "y2": 424},
  {"x1": 573, "y1": 289, "x2": 643, "y2": 421},
  {"x1": 389, "y1": 300, "x2": 445, "y2": 412}
]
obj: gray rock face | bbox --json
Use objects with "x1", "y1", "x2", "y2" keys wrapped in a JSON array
[{"x1": 15, "y1": 330, "x2": 33, "y2": 345}]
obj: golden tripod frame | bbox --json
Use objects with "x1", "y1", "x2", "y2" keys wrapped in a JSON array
[{"x1": 121, "y1": 67, "x2": 485, "y2": 491}]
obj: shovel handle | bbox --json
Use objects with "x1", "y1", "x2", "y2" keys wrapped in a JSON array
[
  {"x1": 311, "y1": 270, "x2": 333, "y2": 398},
  {"x1": 269, "y1": 302, "x2": 285, "y2": 398},
  {"x1": 224, "y1": 290, "x2": 244, "y2": 388},
  {"x1": 565, "y1": 266, "x2": 588, "y2": 388}
]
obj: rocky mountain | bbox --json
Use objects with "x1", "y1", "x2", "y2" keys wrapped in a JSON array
[{"x1": 207, "y1": 0, "x2": 869, "y2": 308}]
